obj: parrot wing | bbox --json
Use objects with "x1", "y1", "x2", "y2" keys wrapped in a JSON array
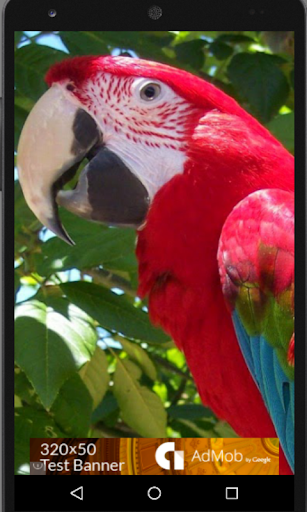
[{"x1": 217, "y1": 189, "x2": 294, "y2": 471}]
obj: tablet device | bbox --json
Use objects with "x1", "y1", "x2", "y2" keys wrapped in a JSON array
[{"x1": 3, "y1": 1, "x2": 305, "y2": 511}]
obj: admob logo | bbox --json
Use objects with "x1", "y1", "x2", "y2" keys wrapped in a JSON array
[{"x1": 155, "y1": 442, "x2": 184, "y2": 470}]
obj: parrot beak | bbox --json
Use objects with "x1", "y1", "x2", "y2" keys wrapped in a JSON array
[
  {"x1": 17, "y1": 85, "x2": 150, "y2": 245},
  {"x1": 17, "y1": 85, "x2": 100, "y2": 245}
]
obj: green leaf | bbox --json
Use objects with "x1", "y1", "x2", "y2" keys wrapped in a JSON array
[
  {"x1": 59, "y1": 31, "x2": 175, "y2": 63},
  {"x1": 175, "y1": 40, "x2": 206, "y2": 69},
  {"x1": 51, "y1": 374, "x2": 93, "y2": 436},
  {"x1": 92, "y1": 391, "x2": 119, "y2": 426},
  {"x1": 14, "y1": 368, "x2": 41, "y2": 408},
  {"x1": 37, "y1": 294, "x2": 100, "y2": 355},
  {"x1": 191, "y1": 31, "x2": 220, "y2": 39},
  {"x1": 266, "y1": 112, "x2": 294, "y2": 153},
  {"x1": 15, "y1": 94, "x2": 35, "y2": 112},
  {"x1": 79, "y1": 347, "x2": 110, "y2": 409},
  {"x1": 15, "y1": 299, "x2": 97, "y2": 409},
  {"x1": 15, "y1": 31, "x2": 24, "y2": 48},
  {"x1": 47, "y1": 293, "x2": 100, "y2": 348},
  {"x1": 113, "y1": 359, "x2": 167, "y2": 437},
  {"x1": 166, "y1": 347, "x2": 185, "y2": 367},
  {"x1": 120, "y1": 338, "x2": 157, "y2": 380},
  {"x1": 209, "y1": 41, "x2": 233, "y2": 61},
  {"x1": 228, "y1": 52, "x2": 290, "y2": 122},
  {"x1": 15, "y1": 407, "x2": 64, "y2": 473},
  {"x1": 167, "y1": 404, "x2": 215, "y2": 421},
  {"x1": 37, "y1": 210, "x2": 137, "y2": 276},
  {"x1": 60, "y1": 31, "x2": 109, "y2": 55},
  {"x1": 14, "y1": 272, "x2": 20, "y2": 300},
  {"x1": 14, "y1": 181, "x2": 37, "y2": 242},
  {"x1": 15, "y1": 45, "x2": 67, "y2": 102},
  {"x1": 61, "y1": 281, "x2": 169, "y2": 344},
  {"x1": 216, "y1": 34, "x2": 255, "y2": 44},
  {"x1": 14, "y1": 104, "x2": 29, "y2": 150},
  {"x1": 214, "y1": 421, "x2": 238, "y2": 437},
  {"x1": 171, "y1": 418, "x2": 216, "y2": 437}
]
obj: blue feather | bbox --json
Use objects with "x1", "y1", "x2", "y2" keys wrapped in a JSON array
[{"x1": 232, "y1": 310, "x2": 294, "y2": 471}]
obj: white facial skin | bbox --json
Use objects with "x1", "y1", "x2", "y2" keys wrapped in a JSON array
[
  {"x1": 60, "y1": 73, "x2": 200, "y2": 200},
  {"x1": 17, "y1": 69, "x2": 201, "y2": 242}
]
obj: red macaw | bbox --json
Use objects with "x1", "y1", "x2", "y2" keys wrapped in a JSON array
[{"x1": 17, "y1": 55, "x2": 294, "y2": 474}]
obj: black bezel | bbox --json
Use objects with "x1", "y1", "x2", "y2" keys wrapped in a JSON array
[{"x1": 3, "y1": 1, "x2": 306, "y2": 511}]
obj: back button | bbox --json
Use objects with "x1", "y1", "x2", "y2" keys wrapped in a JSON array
[{"x1": 70, "y1": 486, "x2": 83, "y2": 501}]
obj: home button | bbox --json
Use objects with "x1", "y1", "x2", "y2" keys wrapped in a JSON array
[{"x1": 147, "y1": 486, "x2": 162, "y2": 500}]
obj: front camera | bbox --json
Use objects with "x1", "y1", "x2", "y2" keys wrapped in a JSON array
[
  {"x1": 48, "y1": 9, "x2": 57, "y2": 17},
  {"x1": 147, "y1": 5, "x2": 163, "y2": 19}
]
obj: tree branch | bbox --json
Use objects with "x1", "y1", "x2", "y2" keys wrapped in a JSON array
[
  {"x1": 151, "y1": 354, "x2": 193, "y2": 380},
  {"x1": 84, "y1": 268, "x2": 136, "y2": 298},
  {"x1": 170, "y1": 375, "x2": 189, "y2": 406}
]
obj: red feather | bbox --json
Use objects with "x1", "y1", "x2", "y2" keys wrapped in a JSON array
[
  {"x1": 48, "y1": 56, "x2": 294, "y2": 473},
  {"x1": 46, "y1": 55, "x2": 291, "y2": 151},
  {"x1": 135, "y1": 75, "x2": 293, "y2": 475}
]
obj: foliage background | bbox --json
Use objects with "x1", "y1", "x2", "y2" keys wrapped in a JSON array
[{"x1": 14, "y1": 31, "x2": 294, "y2": 474}]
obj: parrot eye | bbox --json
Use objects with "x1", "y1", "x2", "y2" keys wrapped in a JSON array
[
  {"x1": 140, "y1": 82, "x2": 161, "y2": 101},
  {"x1": 66, "y1": 83, "x2": 75, "y2": 92}
]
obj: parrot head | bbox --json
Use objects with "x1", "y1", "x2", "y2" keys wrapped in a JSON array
[
  {"x1": 17, "y1": 54, "x2": 257, "y2": 244},
  {"x1": 17, "y1": 55, "x2": 212, "y2": 244}
]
